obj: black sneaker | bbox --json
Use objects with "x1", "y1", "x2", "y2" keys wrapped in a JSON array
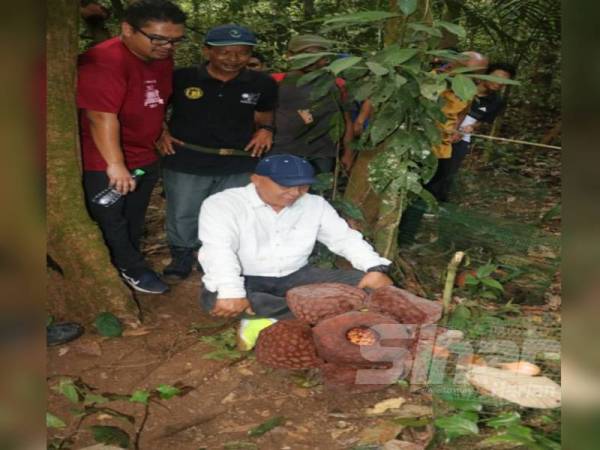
[
  {"x1": 120, "y1": 268, "x2": 170, "y2": 294},
  {"x1": 163, "y1": 247, "x2": 195, "y2": 282},
  {"x1": 47, "y1": 322, "x2": 84, "y2": 346}
]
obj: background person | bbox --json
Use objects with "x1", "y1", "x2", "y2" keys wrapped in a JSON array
[
  {"x1": 77, "y1": 0, "x2": 186, "y2": 294},
  {"x1": 247, "y1": 51, "x2": 267, "y2": 71},
  {"x1": 270, "y1": 35, "x2": 355, "y2": 173}
]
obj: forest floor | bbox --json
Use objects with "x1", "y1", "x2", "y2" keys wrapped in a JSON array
[{"x1": 47, "y1": 143, "x2": 561, "y2": 450}]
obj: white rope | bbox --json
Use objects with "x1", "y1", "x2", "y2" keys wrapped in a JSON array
[{"x1": 464, "y1": 132, "x2": 562, "y2": 150}]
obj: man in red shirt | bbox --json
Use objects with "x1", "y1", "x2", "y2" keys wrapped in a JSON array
[{"x1": 77, "y1": 0, "x2": 186, "y2": 294}]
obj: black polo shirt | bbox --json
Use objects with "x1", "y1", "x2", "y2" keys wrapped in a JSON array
[
  {"x1": 468, "y1": 92, "x2": 506, "y2": 124},
  {"x1": 163, "y1": 65, "x2": 278, "y2": 175}
]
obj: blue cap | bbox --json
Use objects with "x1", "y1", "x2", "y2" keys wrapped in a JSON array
[
  {"x1": 255, "y1": 154, "x2": 316, "y2": 187},
  {"x1": 205, "y1": 24, "x2": 257, "y2": 46}
]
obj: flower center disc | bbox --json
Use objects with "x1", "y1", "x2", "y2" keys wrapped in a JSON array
[{"x1": 346, "y1": 327, "x2": 379, "y2": 346}]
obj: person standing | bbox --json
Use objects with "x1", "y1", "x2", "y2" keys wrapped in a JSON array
[
  {"x1": 270, "y1": 35, "x2": 355, "y2": 173},
  {"x1": 77, "y1": 0, "x2": 186, "y2": 294},
  {"x1": 157, "y1": 24, "x2": 278, "y2": 282}
]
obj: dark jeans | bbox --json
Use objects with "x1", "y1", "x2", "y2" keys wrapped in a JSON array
[
  {"x1": 201, "y1": 265, "x2": 365, "y2": 319},
  {"x1": 398, "y1": 141, "x2": 470, "y2": 246},
  {"x1": 309, "y1": 157, "x2": 335, "y2": 174},
  {"x1": 83, "y1": 162, "x2": 159, "y2": 272},
  {"x1": 426, "y1": 140, "x2": 470, "y2": 202}
]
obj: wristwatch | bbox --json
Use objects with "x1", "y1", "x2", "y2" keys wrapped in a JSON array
[
  {"x1": 257, "y1": 124, "x2": 275, "y2": 133},
  {"x1": 366, "y1": 264, "x2": 390, "y2": 274}
]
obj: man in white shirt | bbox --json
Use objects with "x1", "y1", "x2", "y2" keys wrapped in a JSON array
[{"x1": 198, "y1": 154, "x2": 393, "y2": 320}]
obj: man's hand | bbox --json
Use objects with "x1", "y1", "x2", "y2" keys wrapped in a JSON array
[
  {"x1": 341, "y1": 148, "x2": 355, "y2": 173},
  {"x1": 106, "y1": 162, "x2": 136, "y2": 195},
  {"x1": 357, "y1": 271, "x2": 394, "y2": 290},
  {"x1": 244, "y1": 129, "x2": 273, "y2": 157},
  {"x1": 211, "y1": 298, "x2": 255, "y2": 318},
  {"x1": 156, "y1": 128, "x2": 184, "y2": 156}
]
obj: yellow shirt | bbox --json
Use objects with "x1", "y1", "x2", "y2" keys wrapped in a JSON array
[{"x1": 432, "y1": 90, "x2": 469, "y2": 159}]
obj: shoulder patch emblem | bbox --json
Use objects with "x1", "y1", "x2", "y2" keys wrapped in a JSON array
[{"x1": 184, "y1": 87, "x2": 203, "y2": 100}]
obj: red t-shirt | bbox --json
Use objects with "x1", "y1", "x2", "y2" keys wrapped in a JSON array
[{"x1": 77, "y1": 37, "x2": 173, "y2": 171}]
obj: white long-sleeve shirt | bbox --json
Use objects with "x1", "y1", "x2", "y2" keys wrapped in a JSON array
[{"x1": 198, "y1": 183, "x2": 391, "y2": 299}]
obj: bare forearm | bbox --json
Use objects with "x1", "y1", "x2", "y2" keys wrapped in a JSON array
[
  {"x1": 255, "y1": 110, "x2": 274, "y2": 127},
  {"x1": 86, "y1": 110, "x2": 125, "y2": 165}
]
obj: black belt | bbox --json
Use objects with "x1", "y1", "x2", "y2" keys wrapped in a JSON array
[{"x1": 180, "y1": 141, "x2": 252, "y2": 157}]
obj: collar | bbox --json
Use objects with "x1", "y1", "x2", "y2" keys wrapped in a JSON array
[{"x1": 197, "y1": 63, "x2": 253, "y2": 83}]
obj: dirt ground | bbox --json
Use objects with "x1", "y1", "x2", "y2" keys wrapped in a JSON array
[
  {"x1": 47, "y1": 192, "x2": 437, "y2": 450},
  {"x1": 47, "y1": 143, "x2": 561, "y2": 449}
]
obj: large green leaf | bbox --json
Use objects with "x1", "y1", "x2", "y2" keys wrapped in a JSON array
[
  {"x1": 288, "y1": 52, "x2": 335, "y2": 70},
  {"x1": 436, "y1": 20, "x2": 467, "y2": 38},
  {"x1": 323, "y1": 11, "x2": 402, "y2": 25},
  {"x1": 451, "y1": 74, "x2": 477, "y2": 101},
  {"x1": 467, "y1": 73, "x2": 520, "y2": 86},
  {"x1": 419, "y1": 77, "x2": 446, "y2": 101},
  {"x1": 408, "y1": 23, "x2": 443, "y2": 37},
  {"x1": 90, "y1": 425, "x2": 130, "y2": 448},
  {"x1": 352, "y1": 79, "x2": 376, "y2": 102},
  {"x1": 476, "y1": 263, "x2": 497, "y2": 278},
  {"x1": 434, "y1": 414, "x2": 479, "y2": 439},
  {"x1": 481, "y1": 277, "x2": 504, "y2": 292},
  {"x1": 375, "y1": 45, "x2": 419, "y2": 66},
  {"x1": 327, "y1": 56, "x2": 362, "y2": 76},
  {"x1": 296, "y1": 69, "x2": 326, "y2": 87},
  {"x1": 129, "y1": 390, "x2": 150, "y2": 405},
  {"x1": 397, "y1": 0, "x2": 418, "y2": 16},
  {"x1": 332, "y1": 199, "x2": 366, "y2": 222},
  {"x1": 370, "y1": 104, "x2": 400, "y2": 146},
  {"x1": 366, "y1": 61, "x2": 389, "y2": 76}
]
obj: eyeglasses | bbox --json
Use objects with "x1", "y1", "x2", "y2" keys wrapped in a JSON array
[{"x1": 135, "y1": 27, "x2": 186, "y2": 46}]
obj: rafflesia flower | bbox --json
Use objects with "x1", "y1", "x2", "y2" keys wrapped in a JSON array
[{"x1": 255, "y1": 284, "x2": 444, "y2": 392}]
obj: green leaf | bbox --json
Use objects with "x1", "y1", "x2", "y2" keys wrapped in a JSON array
[
  {"x1": 408, "y1": 23, "x2": 443, "y2": 38},
  {"x1": 370, "y1": 104, "x2": 400, "y2": 145},
  {"x1": 366, "y1": 61, "x2": 389, "y2": 76},
  {"x1": 416, "y1": 185, "x2": 439, "y2": 214},
  {"x1": 445, "y1": 399, "x2": 483, "y2": 412},
  {"x1": 485, "y1": 411, "x2": 521, "y2": 428},
  {"x1": 419, "y1": 77, "x2": 446, "y2": 101},
  {"x1": 323, "y1": 11, "x2": 402, "y2": 25},
  {"x1": 328, "y1": 111, "x2": 346, "y2": 141},
  {"x1": 426, "y1": 49, "x2": 463, "y2": 61},
  {"x1": 46, "y1": 412, "x2": 66, "y2": 429},
  {"x1": 481, "y1": 277, "x2": 504, "y2": 292},
  {"x1": 464, "y1": 274, "x2": 480, "y2": 286},
  {"x1": 53, "y1": 378, "x2": 79, "y2": 404},
  {"x1": 129, "y1": 390, "x2": 150, "y2": 405},
  {"x1": 467, "y1": 73, "x2": 520, "y2": 86},
  {"x1": 327, "y1": 56, "x2": 362, "y2": 76},
  {"x1": 155, "y1": 384, "x2": 181, "y2": 400},
  {"x1": 84, "y1": 393, "x2": 109, "y2": 406},
  {"x1": 288, "y1": 52, "x2": 335, "y2": 70},
  {"x1": 352, "y1": 80, "x2": 376, "y2": 102},
  {"x1": 296, "y1": 69, "x2": 326, "y2": 87},
  {"x1": 375, "y1": 45, "x2": 419, "y2": 66},
  {"x1": 90, "y1": 425, "x2": 130, "y2": 448},
  {"x1": 311, "y1": 172, "x2": 334, "y2": 193},
  {"x1": 451, "y1": 74, "x2": 477, "y2": 101},
  {"x1": 436, "y1": 21, "x2": 466, "y2": 38},
  {"x1": 247, "y1": 416, "x2": 285, "y2": 437},
  {"x1": 397, "y1": 0, "x2": 418, "y2": 16},
  {"x1": 480, "y1": 291, "x2": 499, "y2": 300},
  {"x1": 476, "y1": 264, "x2": 497, "y2": 278},
  {"x1": 94, "y1": 312, "x2": 123, "y2": 337},
  {"x1": 434, "y1": 414, "x2": 479, "y2": 438}
]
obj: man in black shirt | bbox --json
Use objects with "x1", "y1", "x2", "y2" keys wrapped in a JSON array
[{"x1": 157, "y1": 24, "x2": 278, "y2": 281}]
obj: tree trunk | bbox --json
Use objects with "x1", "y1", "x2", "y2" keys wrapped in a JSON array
[
  {"x1": 303, "y1": 0, "x2": 315, "y2": 21},
  {"x1": 47, "y1": 0, "x2": 137, "y2": 323}
]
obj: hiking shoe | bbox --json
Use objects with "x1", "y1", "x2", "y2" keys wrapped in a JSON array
[
  {"x1": 47, "y1": 322, "x2": 84, "y2": 346},
  {"x1": 163, "y1": 246, "x2": 196, "y2": 282},
  {"x1": 237, "y1": 317, "x2": 278, "y2": 351},
  {"x1": 120, "y1": 268, "x2": 169, "y2": 294}
]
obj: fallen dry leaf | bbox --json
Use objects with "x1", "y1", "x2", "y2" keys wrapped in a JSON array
[
  {"x1": 499, "y1": 361, "x2": 541, "y2": 376},
  {"x1": 466, "y1": 365, "x2": 561, "y2": 408},
  {"x1": 367, "y1": 397, "x2": 406, "y2": 415}
]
